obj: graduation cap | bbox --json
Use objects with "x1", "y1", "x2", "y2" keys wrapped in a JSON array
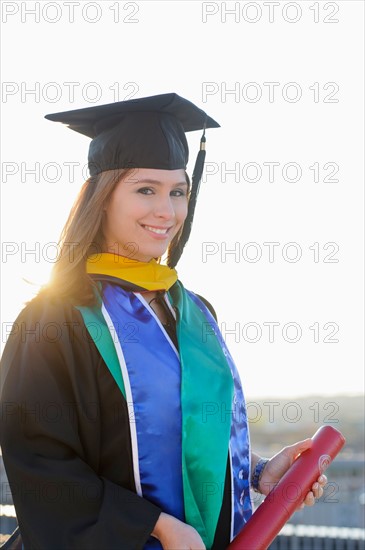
[{"x1": 45, "y1": 92, "x2": 220, "y2": 266}]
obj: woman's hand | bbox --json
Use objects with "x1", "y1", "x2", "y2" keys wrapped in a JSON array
[
  {"x1": 256, "y1": 438, "x2": 327, "y2": 508},
  {"x1": 151, "y1": 512, "x2": 206, "y2": 549}
]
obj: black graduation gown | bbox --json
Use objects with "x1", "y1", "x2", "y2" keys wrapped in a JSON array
[{"x1": 0, "y1": 292, "x2": 232, "y2": 550}]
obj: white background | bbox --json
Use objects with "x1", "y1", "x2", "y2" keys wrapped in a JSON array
[{"x1": 1, "y1": 0, "x2": 364, "y2": 399}]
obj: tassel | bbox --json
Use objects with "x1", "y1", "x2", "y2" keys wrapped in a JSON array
[{"x1": 168, "y1": 127, "x2": 206, "y2": 268}]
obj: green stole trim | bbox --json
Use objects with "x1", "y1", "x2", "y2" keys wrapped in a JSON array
[
  {"x1": 76, "y1": 291, "x2": 126, "y2": 398},
  {"x1": 77, "y1": 281, "x2": 233, "y2": 548},
  {"x1": 169, "y1": 281, "x2": 233, "y2": 547}
]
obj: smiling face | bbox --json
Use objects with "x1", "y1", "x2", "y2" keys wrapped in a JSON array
[{"x1": 102, "y1": 168, "x2": 189, "y2": 262}]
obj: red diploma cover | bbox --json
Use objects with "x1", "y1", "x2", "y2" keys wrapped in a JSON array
[{"x1": 227, "y1": 425, "x2": 346, "y2": 550}]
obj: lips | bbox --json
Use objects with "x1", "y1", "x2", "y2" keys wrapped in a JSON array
[
  {"x1": 142, "y1": 225, "x2": 170, "y2": 234},
  {"x1": 142, "y1": 225, "x2": 174, "y2": 242}
]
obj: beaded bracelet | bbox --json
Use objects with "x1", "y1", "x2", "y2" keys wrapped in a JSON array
[{"x1": 251, "y1": 458, "x2": 269, "y2": 493}]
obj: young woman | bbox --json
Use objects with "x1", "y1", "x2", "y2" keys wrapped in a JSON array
[{"x1": 0, "y1": 93, "x2": 326, "y2": 550}]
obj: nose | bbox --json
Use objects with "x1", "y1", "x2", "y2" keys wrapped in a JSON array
[{"x1": 153, "y1": 193, "x2": 175, "y2": 220}]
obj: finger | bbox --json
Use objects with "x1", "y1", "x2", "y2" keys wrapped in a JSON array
[
  {"x1": 303, "y1": 491, "x2": 316, "y2": 506},
  {"x1": 311, "y1": 482, "x2": 323, "y2": 499},
  {"x1": 317, "y1": 474, "x2": 327, "y2": 487},
  {"x1": 285, "y1": 438, "x2": 312, "y2": 461}
]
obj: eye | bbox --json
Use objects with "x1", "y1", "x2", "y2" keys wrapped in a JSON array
[
  {"x1": 137, "y1": 187, "x2": 154, "y2": 195},
  {"x1": 171, "y1": 189, "x2": 187, "y2": 197}
]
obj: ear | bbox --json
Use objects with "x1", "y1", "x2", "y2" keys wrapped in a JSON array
[{"x1": 103, "y1": 197, "x2": 110, "y2": 212}]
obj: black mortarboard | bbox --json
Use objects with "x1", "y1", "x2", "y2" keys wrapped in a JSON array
[
  {"x1": 45, "y1": 93, "x2": 219, "y2": 175},
  {"x1": 45, "y1": 93, "x2": 220, "y2": 266}
]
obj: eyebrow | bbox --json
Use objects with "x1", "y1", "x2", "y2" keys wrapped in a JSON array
[{"x1": 127, "y1": 178, "x2": 188, "y2": 187}]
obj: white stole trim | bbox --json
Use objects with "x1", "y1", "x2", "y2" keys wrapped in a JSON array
[{"x1": 101, "y1": 302, "x2": 142, "y2": 496}]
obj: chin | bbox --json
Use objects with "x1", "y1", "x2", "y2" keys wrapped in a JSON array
[{"x1": 137, "y1": 247, "x2": 170, "y2": 262}]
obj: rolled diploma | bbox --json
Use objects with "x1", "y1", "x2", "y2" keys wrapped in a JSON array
[{"x1": 227, "y1": 425, "x2": 346, "y2": 550}]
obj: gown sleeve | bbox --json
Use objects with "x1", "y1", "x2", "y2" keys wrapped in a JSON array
[{"x1": 0, "y1": 294, "x2": 161, "y2": 550}]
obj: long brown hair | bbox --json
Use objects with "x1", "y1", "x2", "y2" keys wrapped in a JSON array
[{"x1": 43, "y1": 168, "x2": 190, "y2": 305}]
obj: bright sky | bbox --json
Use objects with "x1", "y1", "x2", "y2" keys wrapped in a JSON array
[{"x1": 1, "y1": 1, "x2": 364, "y2": 399}]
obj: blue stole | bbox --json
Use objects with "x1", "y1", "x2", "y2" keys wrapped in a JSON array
[{"x1": 102, "y1": 283, "x2": 184, "y2": 548}]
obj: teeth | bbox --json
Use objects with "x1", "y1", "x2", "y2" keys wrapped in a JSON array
[{"x1": 144, "y1": 225, "x2": 168, "y2": 234}]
